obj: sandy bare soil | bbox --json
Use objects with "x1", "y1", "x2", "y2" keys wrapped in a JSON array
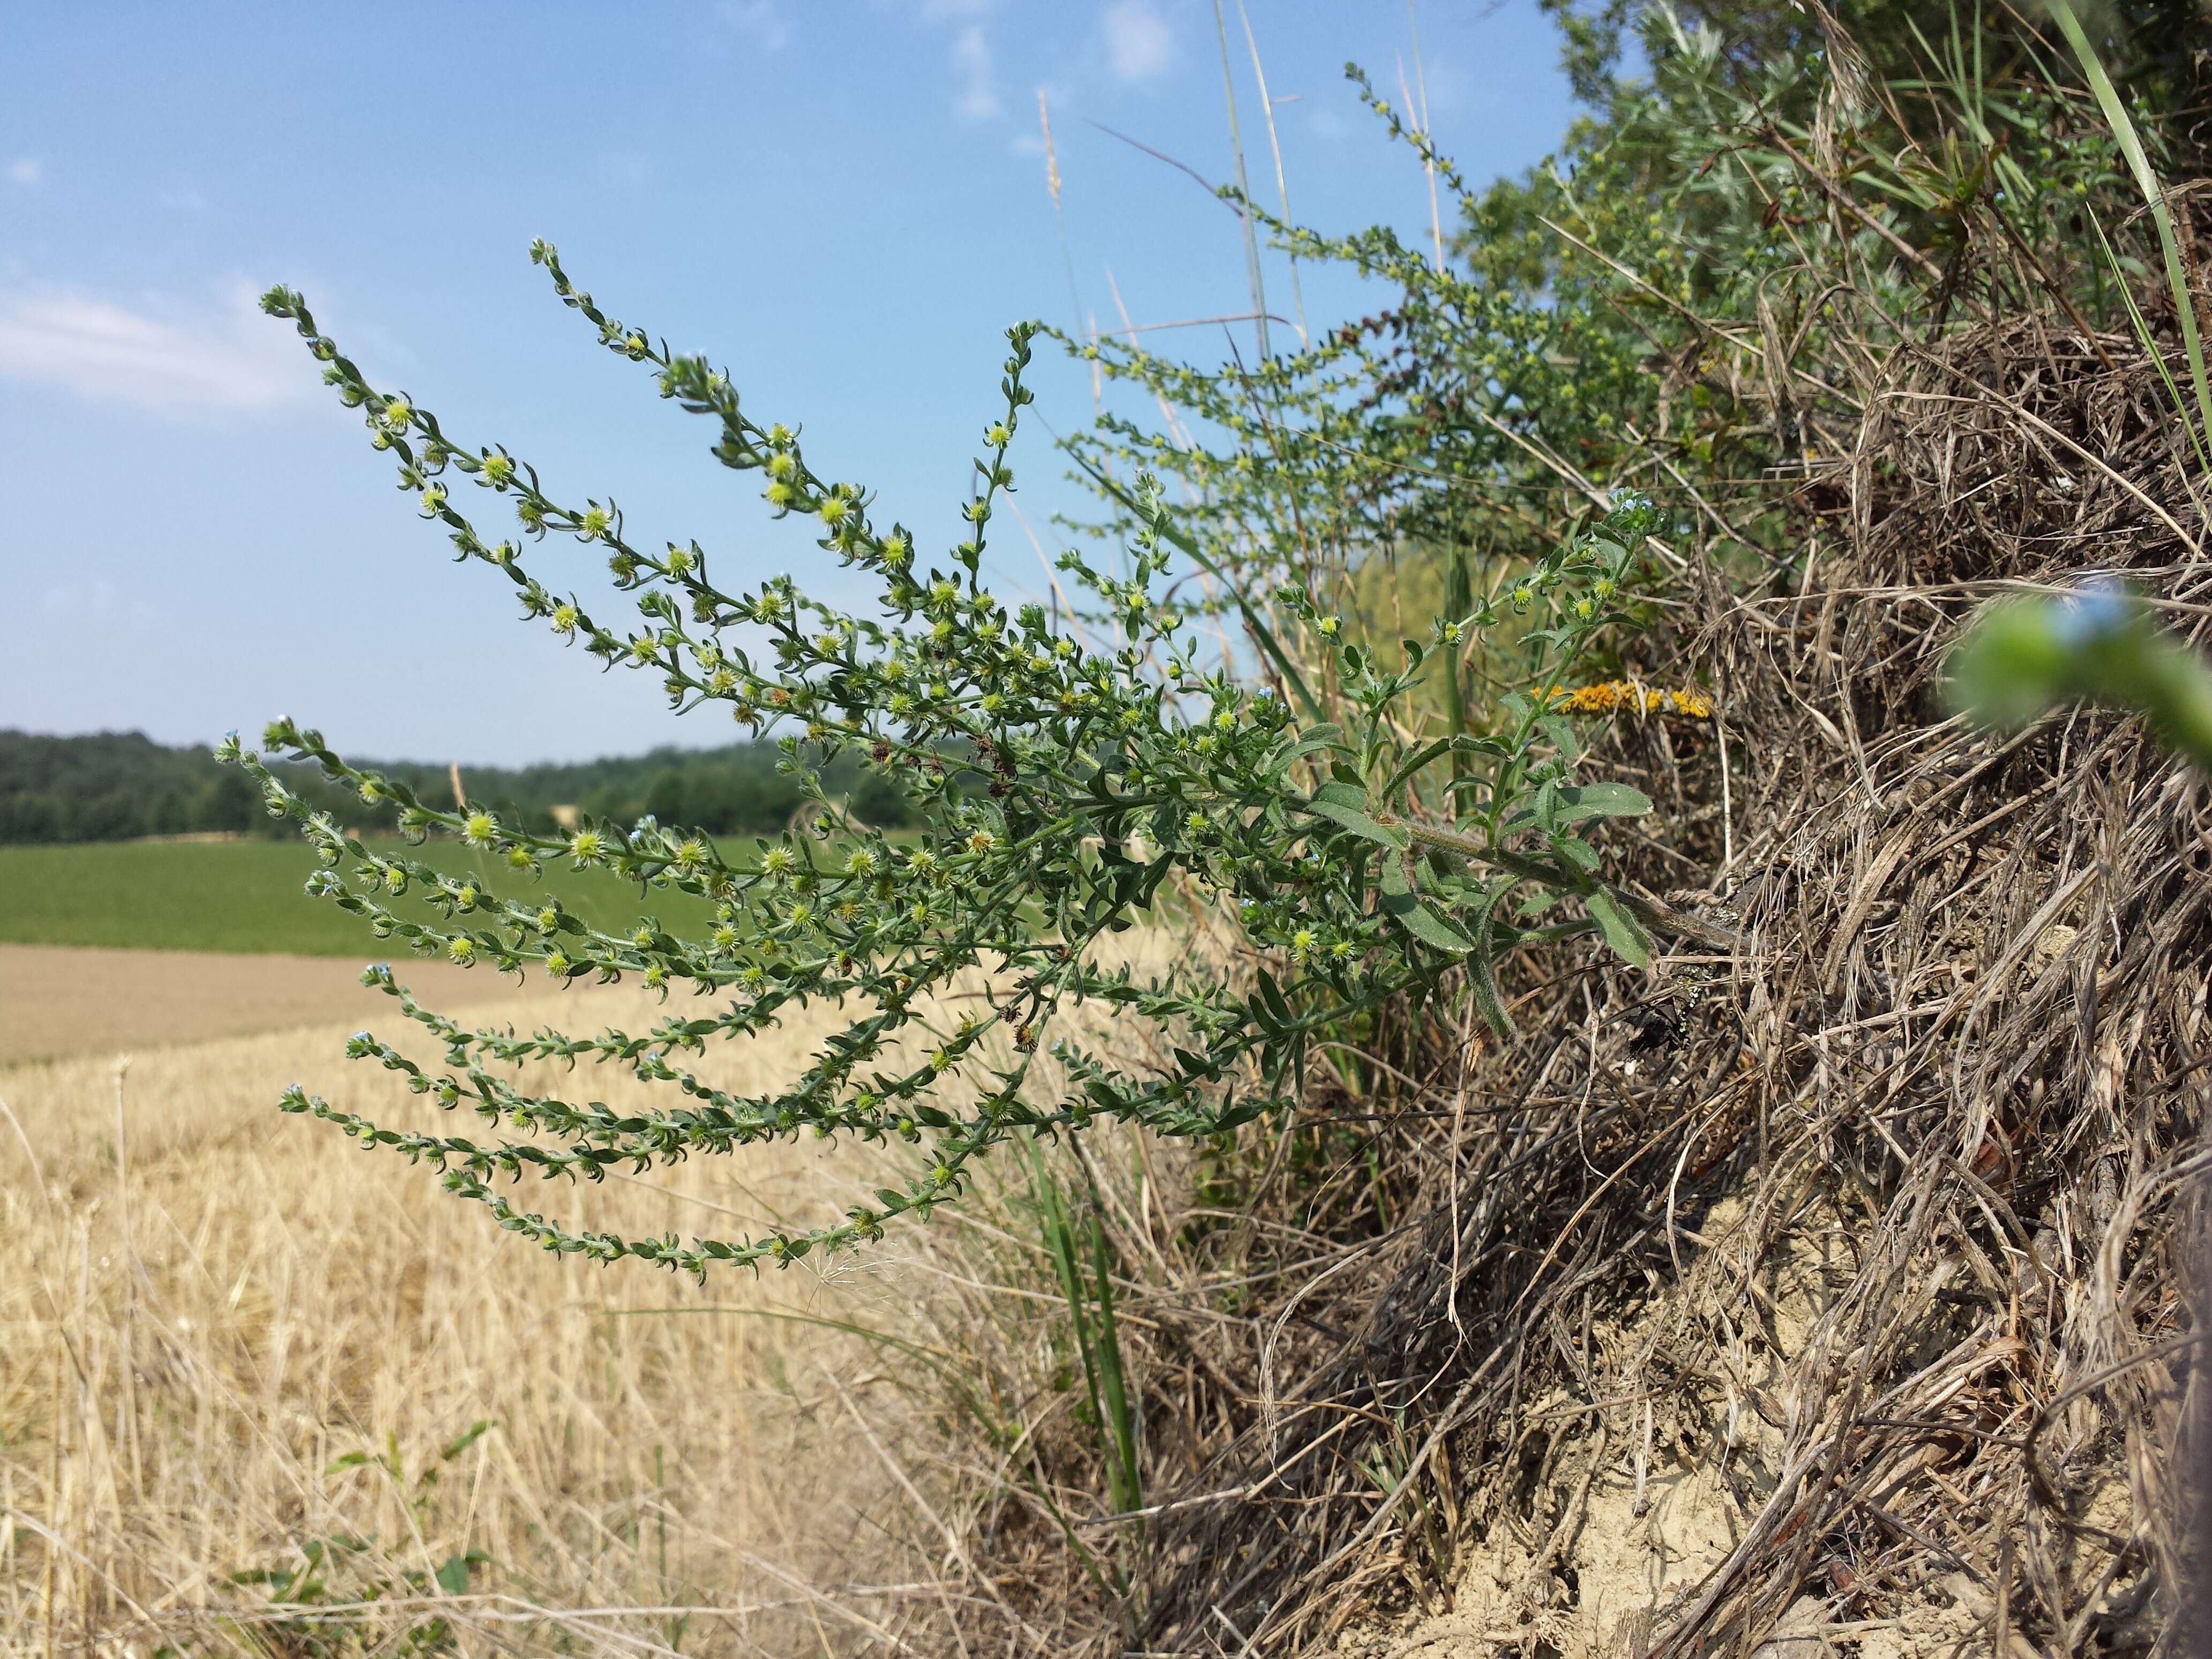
[{"x1": 0, "y1": 943, "x2": 544, "y2": 1065}]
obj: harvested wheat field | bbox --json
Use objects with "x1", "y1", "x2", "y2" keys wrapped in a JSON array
[
  {"x1": 0, "y1": 969, "x2": 987, "y2": 1656},
  {"x1": 0, "y1": 945, "x2": 542, "y2": 1067}
]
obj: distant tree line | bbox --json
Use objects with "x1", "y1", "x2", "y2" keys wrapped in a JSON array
[{"x1": 0, "y1": 730, "x2": 917, "y2": 845}]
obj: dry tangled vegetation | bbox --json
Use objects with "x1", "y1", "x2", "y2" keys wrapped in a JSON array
[
  {"x1": 938, "y1": 309, "x2": 2212, "y2": 1656},
  {"x1": 5, "y1": 316, "x2": 2210, "y2": 1659}
]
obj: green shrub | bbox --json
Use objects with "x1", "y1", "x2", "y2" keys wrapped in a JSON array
[{"x1": 234, "y1": 240, "x2": 1687, "y2": 1276}]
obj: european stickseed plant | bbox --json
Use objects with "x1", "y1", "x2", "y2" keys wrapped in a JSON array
[{"x1": 236, "y1": 243, "x2": 1686, "y2": 1278}]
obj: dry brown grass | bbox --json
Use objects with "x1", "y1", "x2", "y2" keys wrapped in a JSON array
[
  {"x1": 1100, "y1": 315, "x2": 2212, "y2": 1654},
  {"x1": 0, "y1": 976, "x2": 975, "y2": 1657}
]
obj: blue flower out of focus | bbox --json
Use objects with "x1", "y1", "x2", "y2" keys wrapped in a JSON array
[{"x1": 2050, "y1": 576, "x2": 2132, "y2": 646}]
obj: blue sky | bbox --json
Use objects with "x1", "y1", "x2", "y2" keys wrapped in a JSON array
[{"x1": 2, "y1": 2, "x2": 1578, "y2": 765}]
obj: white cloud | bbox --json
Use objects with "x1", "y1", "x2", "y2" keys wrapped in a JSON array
[
  {"x1": 950, "y1": 24, "x2": 998, "y2": 120},
  {"x1": 9, "y1": 158, "x2": 42, "y2": 188},
  {"x1": 717, "y1": 0, "x2": 790, "y2": 51},
  {"x1": 0, "y1": 282, "x2": 319, "y2": 417},
  {"x1": 1102, "y1": 0, "x2": 1175, "y2": 81}
]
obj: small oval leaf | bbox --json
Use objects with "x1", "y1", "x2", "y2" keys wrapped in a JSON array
[{"x1": 1586, "y1": 888, "x2": 1652, "y2": 968}]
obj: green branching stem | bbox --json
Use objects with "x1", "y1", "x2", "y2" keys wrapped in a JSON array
[{"x1": 237, "y1": 245, "x2": 1699, "y2": 1279}]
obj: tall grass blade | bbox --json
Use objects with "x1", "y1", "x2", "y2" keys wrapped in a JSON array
[
  {"x1": 1087, "y1": 1207, "x2": 1143, "y2": 1521},
  {"x1": 1211, "y1": 0, "x2": 1272, "y2": 360},
  {"x1": 1401, "y1": 0, "x2": 1445, "y2": 275},
  {"x1": 1038, "y1": 90, "x2": 1088, "y2": 342},
  {"x1": 1234, "y1": 0, "x2": 1308, "y2": 348},
  {"x1": 2047, "y1": 0, "x2": 2212, "y2": 462},
  {"x1": 1027, "y1": 1142, "x2": 1104, "y2": 1437},
  {"x1": 1443, "y1": 547, "x2": 1473, "y2": 805},
  {"x1": 2090, "y1": 209, "x2": 2212, "y2": 476},
  {"x1": 1062, "y1": 444, "x2": 1324, "y2": 722},
  {"x1": 1026, "y1": 1143, "x2": 1142, "y2": 1549}
]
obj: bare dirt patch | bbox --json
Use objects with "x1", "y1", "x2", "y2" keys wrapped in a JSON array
[{"x1": 0, "y1": 943, "x2": 540, "y2": 1065}]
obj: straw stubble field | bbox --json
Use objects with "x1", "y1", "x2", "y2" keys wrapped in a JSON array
[
  {"x1": 0, "y1": 946, "x2": 544, "y2": 1068},
  {"x1": 0, "y1": 961, "x2": 985, "y2": 1656}
]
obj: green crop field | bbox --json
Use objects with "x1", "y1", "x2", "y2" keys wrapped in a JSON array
[{"x1": 0, "y1": 839, "x2": 722, "y2": 955}]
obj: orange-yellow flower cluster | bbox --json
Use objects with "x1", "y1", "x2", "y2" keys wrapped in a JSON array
[{"x1": 1545, "y1": 681, "x2": 1715, "y2": 719}]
